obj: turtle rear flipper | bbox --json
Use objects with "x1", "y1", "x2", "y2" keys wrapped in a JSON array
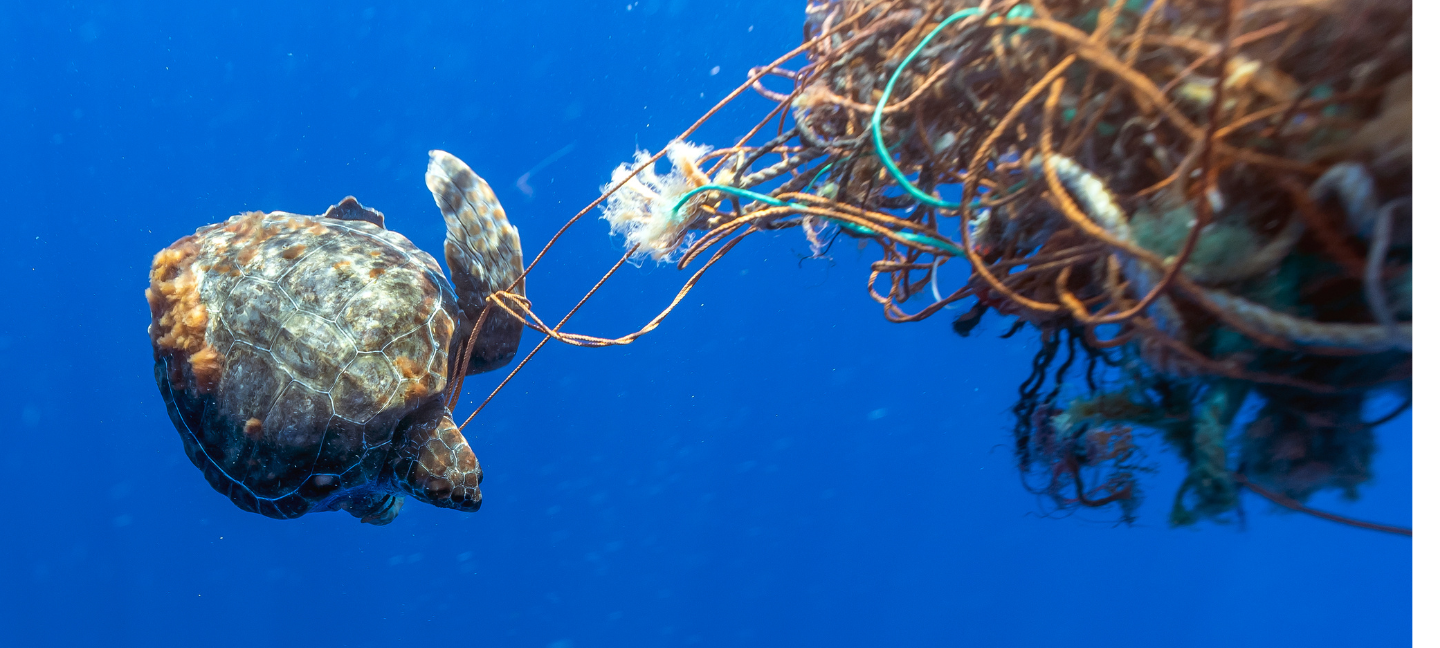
[
  {"x1": 425, "y1": 150, "x2": 525, "y2": 374},
  {"x1": 331, "y1": 491, "x2": 403, "y2": 526},
  {"x1": 389, "y1": 398, "x2": 482, "y2": 512}
]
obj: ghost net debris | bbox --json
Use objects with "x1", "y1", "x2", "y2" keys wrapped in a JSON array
[{"x1": 472, "y1": 0, "x2": 1411, "y2": 532}]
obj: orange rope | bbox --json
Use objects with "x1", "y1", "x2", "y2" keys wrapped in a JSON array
[
  {"x1": 456, "y1": 246, "x2": 636, "y2": 432},
  {"x1": 1236, "y1": 474, "x2": 1412, "y2": 537}
]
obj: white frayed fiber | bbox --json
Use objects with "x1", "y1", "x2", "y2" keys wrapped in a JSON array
[{"x1": 600, "y1": 139, "x2": 713, "y2": 263}]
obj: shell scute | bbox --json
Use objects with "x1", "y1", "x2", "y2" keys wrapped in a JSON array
[
  {"x1": 197, "y1": 397, "x2": 255, "y2": 480},
  {"x1": 332, "y1": 352, "x2": 401, "y2": 424},
  {"x1": 217, "y1": 344, "x2": 285, "y2": 424},
  {"x1": 207, "y1": 322, "x2": 235, "y2": 359},
  {"x1": 338, "y1": 446, "x2": 390, "y2": 491},
  {"x1": 277, "y1": 235, "x2": 387, "y2": 319},
  {"x1": 249, "y1": 381, "x2": 333, "y2": 497},
  {"x1": 339, "y1": 269, "x2": 441, "y2": 352},
  {"x1": 313, "y1": 416, "x2": 372, "y2": 478},
  {"x1": 385, "y1": 320, "x2": 446, "y2": 404},
  {"x1": 197, "y1": 264, "x2": 247, "y2": 314},
  {"x1": 271, "y1": 311, "x2": 357, "y2": 392},
  {"x1": 298, "y1": 473, "x2": 343, "y2": 502},
  {"x1": 227, "y1": 482, "x2": 259, "y2": 516},
  {"x1": 220, "y1": 277, "x2": 294, "y2": 349},
  {"x1": 427, "y1": 310, "x2": 457, "y2": 380}
]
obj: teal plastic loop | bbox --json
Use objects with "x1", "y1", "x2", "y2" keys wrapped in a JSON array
[
  {"x1": 670, "y1": 183, "x2": 962, "y2": 256},
  {"x1": 868, "y1": 8, "x2": 984, "y2": 210}
]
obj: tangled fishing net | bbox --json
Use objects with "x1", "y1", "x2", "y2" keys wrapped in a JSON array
[{"x1": 469, "y1": 0, "x2": 1412, "y2": 532}]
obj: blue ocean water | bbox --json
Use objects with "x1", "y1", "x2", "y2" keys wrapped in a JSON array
[{"x1": 0, "y1": 1, "x2": 1411, "y2": 646}]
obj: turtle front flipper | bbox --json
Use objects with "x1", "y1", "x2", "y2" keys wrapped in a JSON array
[
  {"x1": 425, "y1": 150, "x2": 525, "y2": 374},
  {"x1": 388, "y1": 397, "x2": 482, "y2": 512}
]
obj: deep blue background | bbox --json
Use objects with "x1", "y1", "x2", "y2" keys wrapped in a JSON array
[{"x1": 0, "y1": 2, "x2": 1411, "y2": 646}]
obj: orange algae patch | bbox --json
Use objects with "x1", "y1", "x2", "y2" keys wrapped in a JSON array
[
  {"x1": 223, "y1": 210, "x2": 334, "y2": 268},
  {"x1": 221, "y1": 211, "x2": 284, "y2": 266},
  {"x1": 394, "y1": 356, "x2": 432, "y2": 401},
  {"x1": 404, "y1": 380, "x2": 431, "y2": 401},
  {"x1": 223, "y1": 211, "x2": 265, "y2": 237},
  {"x1": 146, "y1": 236, "x2": 222, "y2": 393},
  {"x1": 394, "y1": 356, "x2": 424, "y2": 378},
  {"x1": 190, "y1": 347, "x2": 222, "y2": 385},
  {"x1": 243, "y1": 417, "x2": 263, "y2": 439}
]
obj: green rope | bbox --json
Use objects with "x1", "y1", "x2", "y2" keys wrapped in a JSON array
[
  {"x1": 868, "y1": 5, "x2": 1035, "y2": 209},
  {"x1": 670, "y1": 183, "x2": 963, "y2": 255},
  {"x1": 803, "y1": 159, "x2": 840, "y2": 194},
  {"x1": 834, "y1": 221, "x2": 963, "y2": 256},
  {"x1": 672, "y1": 184, "x2": 788, "y2": 216},
  {"x1": 869, "y1": 8, "x2": 982, "y2": 210}
]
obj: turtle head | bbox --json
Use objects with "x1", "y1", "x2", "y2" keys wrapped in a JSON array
[
  {"x1": 425, "y1": 150, "x2": 525, "y2": 376},
  {"x1": 389, "y1": 397, "x2": 483, "y2": 513}
]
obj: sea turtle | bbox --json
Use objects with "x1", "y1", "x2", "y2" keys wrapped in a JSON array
[{"x1": 146, "y1": 151, "x2": 524, "y2": 525}]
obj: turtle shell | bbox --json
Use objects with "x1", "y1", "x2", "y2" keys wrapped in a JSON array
[{"x1": 147, "y1": 208, "x2": 459, "y2": 520}]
